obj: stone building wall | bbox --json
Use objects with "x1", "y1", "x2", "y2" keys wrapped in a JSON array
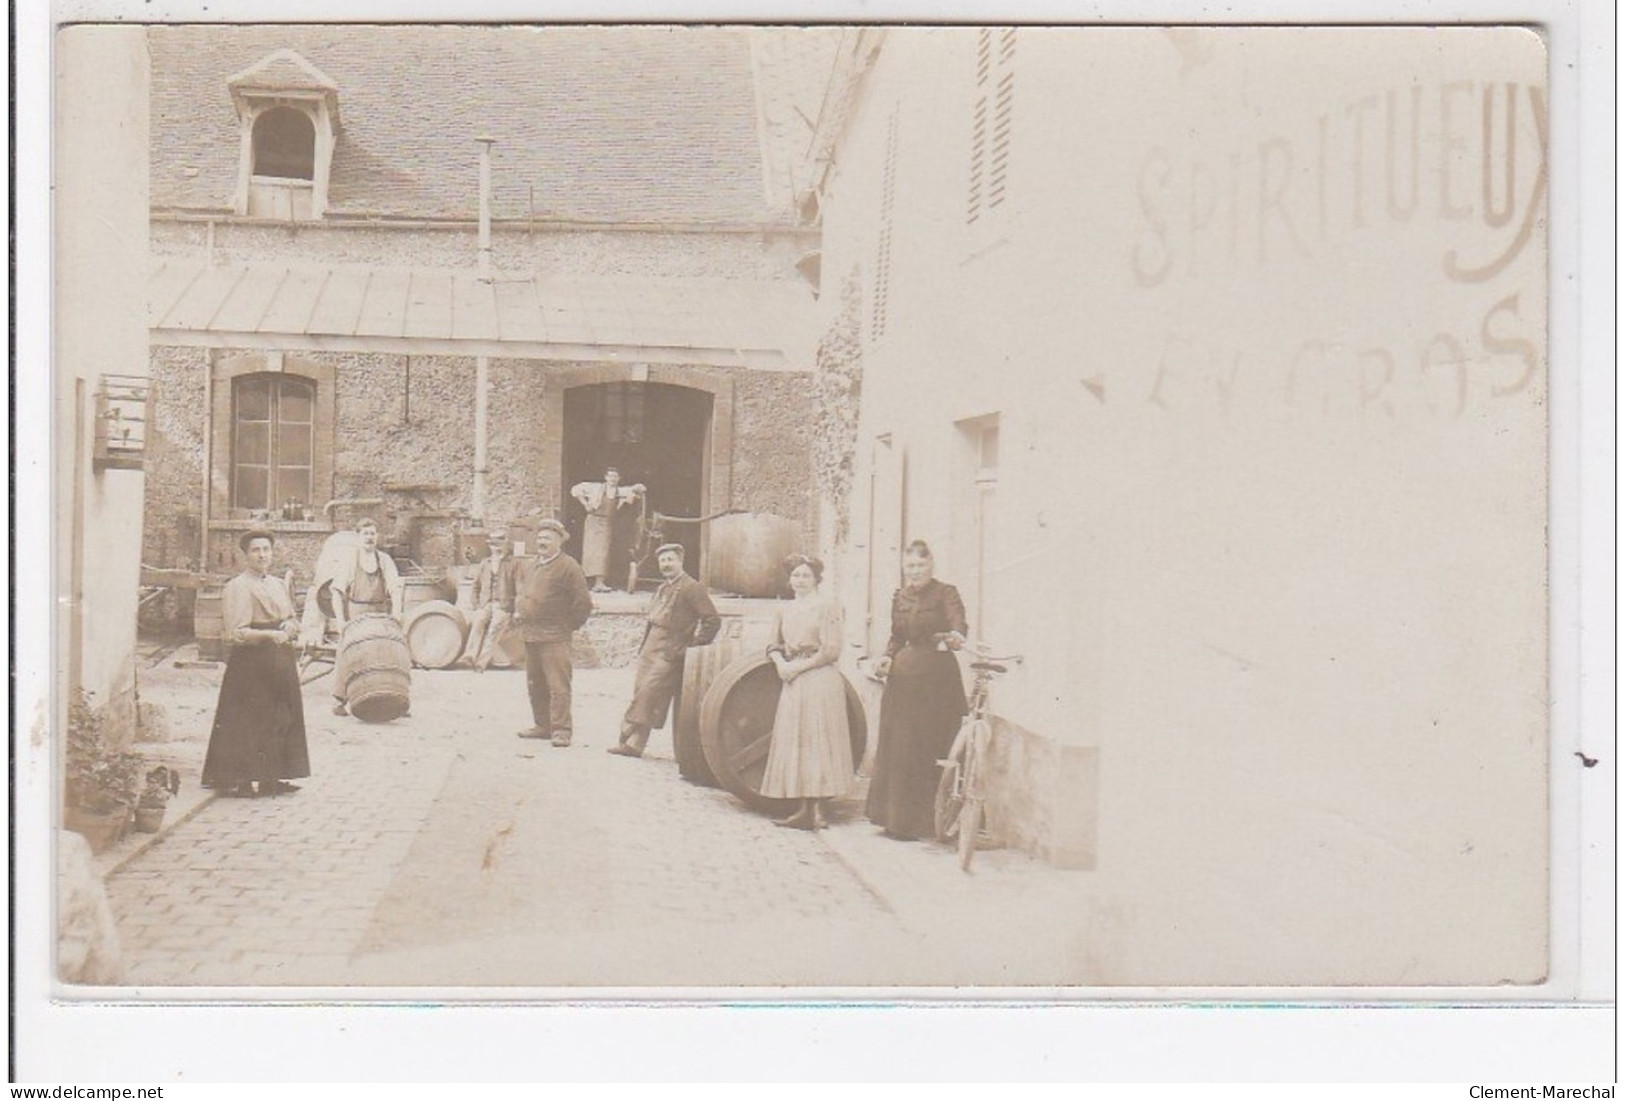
[
  {"x1": 141, "y1": 344, "x2": 817, "y2": 629},
  {"x1": 731, "y1": 370, "x2": 818, "y2": 550},
  {"x1": 142, "y1": 345, "x2": 210, "y2": 572}
]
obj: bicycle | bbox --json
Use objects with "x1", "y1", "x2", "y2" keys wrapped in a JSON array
[{"x1": 934, "y1": 643, "x2": 1023, "y2": 872}]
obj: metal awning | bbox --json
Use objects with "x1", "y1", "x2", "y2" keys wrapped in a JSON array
[{"x1": 148, "y1": 259, "x2": 819, "y2": 369}]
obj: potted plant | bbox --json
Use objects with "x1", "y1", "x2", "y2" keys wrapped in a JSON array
[
  {"x1": 63, "y1": 688, "x2": 142, "y2": 854},
  {"x1": 133, "y1": 765, "x2": 181, "y2": 833}
]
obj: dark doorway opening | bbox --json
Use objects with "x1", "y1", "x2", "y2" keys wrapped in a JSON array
[{"x1": 562, "y1": 382, "x2": 712, "y2": 589}]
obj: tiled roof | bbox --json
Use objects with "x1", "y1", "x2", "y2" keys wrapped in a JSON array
[
  {"x1": 148, "y1": 258, "x2": 820, "y2": 367},
  {"x1": 149, "y1": 24, "x2": 787, "y2": 224},
  {"x1": 748, "y1": 28, "x2": 843, "y2": 214},
  {"x1": 226, "y1": 48, "x2": 337, "y2": 94}
]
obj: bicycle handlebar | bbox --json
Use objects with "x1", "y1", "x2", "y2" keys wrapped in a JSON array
[
  {"x1": 963, "y1": 641, "x2": 1025, "y2": 664},
  {"x1": 854, "y1": 645, "x2": 1023, "y2": 680}
]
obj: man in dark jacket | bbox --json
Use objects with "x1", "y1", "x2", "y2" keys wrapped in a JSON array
[
  {"x1": 503, "y1": 518, "x2": 593, "y2": 747},
  {"x1": 608, "y1": 543, "x2": 721, "y2": 758}
]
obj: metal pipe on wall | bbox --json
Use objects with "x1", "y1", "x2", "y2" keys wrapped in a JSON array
[
  {"x1": 474, "y1": 355, "x2": 489, "y2": 520},
  {"x1": 200, "y1": 350, "x2": 214, "y2": 568},
  {"x1": 473, "y1": 136, "x2": 495, "y2": 520}
]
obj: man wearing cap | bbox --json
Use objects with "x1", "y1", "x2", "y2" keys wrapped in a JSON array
[
  {"x1": 609, "y1": 542, "x2": 721, "y2": 758},
  {"x1": 503, "y1": 518, "x2": 594, "y2": 747},
  {"x1": 464, "y1": 527, "x2": 513, "y2": 672}
]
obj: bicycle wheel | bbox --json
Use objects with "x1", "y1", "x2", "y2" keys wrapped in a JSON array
[
  {"x1": 955, "y1": 717, "x2": 993, "y2": 870},
  {"x1": 957, "y1": 798, "x2": 984, "y2": 872},
  {"x1": 933, "y1": 761, "x2": 964, "y2": 842}
]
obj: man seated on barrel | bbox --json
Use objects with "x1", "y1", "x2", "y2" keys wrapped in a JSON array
[
  {"x1": 330, "y1": 517, "x2": 405, "y2": 717},
  {"x1": 504, "y1": 518, "x2": 593, "y2": 747},
  {"x1": 609, "y1": 542, "x2": 721, "y2": 759},
  {"x1": 464, "y1": 526, "x2": 513, "y2": 672}
]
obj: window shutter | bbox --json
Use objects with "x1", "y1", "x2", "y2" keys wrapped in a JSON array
[
  {"x1": 967, "y1": 29, "x2": 993, "y2": 225},
  {"x1": 989, "y1": 29, "x2": 1017, "y2": 210},
  {"x1": 968, "y1": 28, "x2": 1017, "y2": 225}
]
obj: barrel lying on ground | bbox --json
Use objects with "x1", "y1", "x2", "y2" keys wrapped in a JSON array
[
  {"x1": 672, "y1": 637, "x2": 747, "y2": 786},
  {"x1": 698, "y1": 653, "x2": 867, "y2": 814},
  {"x1": 403, "y1": 599, "x2": 468, "y2": 669},
  {"x1": 703, "y1": 512, "x2": 797, "y2": 599}
]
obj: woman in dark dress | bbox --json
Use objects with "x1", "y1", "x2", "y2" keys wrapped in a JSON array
[
  {"x1": 201, "y1": 530, "x2": 311, "y2": 798},
  {"x1": 865, "y1": 540, "x2": 968, "y2": 840}
]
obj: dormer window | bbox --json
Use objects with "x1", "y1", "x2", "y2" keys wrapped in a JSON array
[{"x1": 228, "y1": 49, "x2": 339, "y2": 221}]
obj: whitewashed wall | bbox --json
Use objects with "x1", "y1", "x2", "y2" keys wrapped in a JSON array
[
  {"x1": 821, "y1": 27, "x2": 1546, "y2": 984},
  {"x1": 55, "y1": 27, "x2": 152, "y2": 739}
]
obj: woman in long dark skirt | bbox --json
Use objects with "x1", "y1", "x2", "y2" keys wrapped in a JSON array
[
  {"x1": 201, "y1": 529, "x2": 311, "y2": 798},
  {"x1": 865, "y1": 540, "x2": 968, "y2": 840}
]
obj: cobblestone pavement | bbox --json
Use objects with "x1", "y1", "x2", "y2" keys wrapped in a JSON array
[{"x1": 104, "y1": 652, "x2": 1097, "y2": 990}]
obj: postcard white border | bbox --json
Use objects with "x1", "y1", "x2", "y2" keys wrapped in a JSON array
[{"x1": 12, "y1": 0, "x2": 1615, "y2": 1082}]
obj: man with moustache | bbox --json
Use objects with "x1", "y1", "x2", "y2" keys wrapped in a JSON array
[
  {"x1": 329, "y1": 516, "x2": 405, "y2": 718},
  {"x1": 504, "y1": 518, "x2": 593, "y2": 747},
  {"x1": 608, "y1": 543, "x2": 720, "y2": 759}
]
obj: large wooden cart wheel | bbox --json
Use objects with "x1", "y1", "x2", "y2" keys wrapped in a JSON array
[{"x1": 698, "y1": 653, "x2": 868, "y2": 814}]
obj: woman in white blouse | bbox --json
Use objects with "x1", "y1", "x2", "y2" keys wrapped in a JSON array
[{"x1": 201, "y1": 530, "x2": 311, "y2": 798}]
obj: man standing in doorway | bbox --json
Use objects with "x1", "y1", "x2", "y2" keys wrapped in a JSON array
[
  {"x1": 504, "y1": 518, "x2": 593, "y2": 747},
  {"x1": 609, "y1": 543, "x2": 720, "y2": 758},
  {"x1": 570, "y1": 467, "x2": 645, "y2": 593}
]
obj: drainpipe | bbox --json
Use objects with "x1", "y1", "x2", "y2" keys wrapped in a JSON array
[
  {"x1": 200, "y1": 350, "x2": 214, "y2": 568},
  {"x1": 473, "y1": 136, "x2": 495, "y2": 521}
]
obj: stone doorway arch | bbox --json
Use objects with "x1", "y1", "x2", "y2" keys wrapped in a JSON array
[{"x1": 543, "y1": 364, "x2": 734, "y2": 586}]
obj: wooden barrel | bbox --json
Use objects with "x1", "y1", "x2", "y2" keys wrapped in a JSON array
[
  {"x1": 491, "y1": 621, "x2": 524, "y2": 668},
  {"x1": 337, "y1": 615, "x2": 412, "y2": 723},
  {"x1": 672, "y1": 637, "x2": 748, "y2": 786},
  {"x1": 194, "y1": 586, "x2": 225, "y2": 660},
  {"x1": 698, "y1": 653, "x2": 868, "y2": 814},
  {"x1": 402, "y1": 600, "x2": 469, "y2": 669},
  {"x1": 454, "y1": 574, "x2": 476, "y2": 612},
  {"x1": 704, "y1": 512, "x2": 798, "y2": 598},
  {"x1": 401, "y1": 575, "x2": 451, "y2": 614}
]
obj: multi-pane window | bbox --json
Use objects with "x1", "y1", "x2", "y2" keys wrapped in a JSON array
[
  {"x1": 601, "y1": 382, "x2": 646, "y2": 445},
  {"x1": 232, "y1": 373, "x2": 314, "y2": 511},
  {"x1": 967, "y1": 27, "x2": 1017, "y2": 226}
]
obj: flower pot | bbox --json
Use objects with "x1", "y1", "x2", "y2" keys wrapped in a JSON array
[
  {"x1": 133, "y1": 805, "x2": 167, "y2": 834},
  {"x1": 63, "y1": 805, "x2": 132, "y2": 855}
]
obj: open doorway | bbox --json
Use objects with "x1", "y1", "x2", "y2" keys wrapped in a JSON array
[
  {"x1": 953, "y1": 413, "x2": 1000, "y2": 642},
  {"x1": 561, "y1": 382, "x2": 712, "y2": 589}
]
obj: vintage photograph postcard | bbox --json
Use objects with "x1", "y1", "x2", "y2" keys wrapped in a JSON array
[{"x1": 44, "y1": 16, "x2": 1560, "y2": 1002}]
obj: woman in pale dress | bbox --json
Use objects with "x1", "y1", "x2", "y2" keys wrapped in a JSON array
[
  {"x1": 760, "y1": 554, "x2": 853, "y2": 831},
  {"x1": 201, "y1": 530, "x2": 310, "y2": 798}
]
